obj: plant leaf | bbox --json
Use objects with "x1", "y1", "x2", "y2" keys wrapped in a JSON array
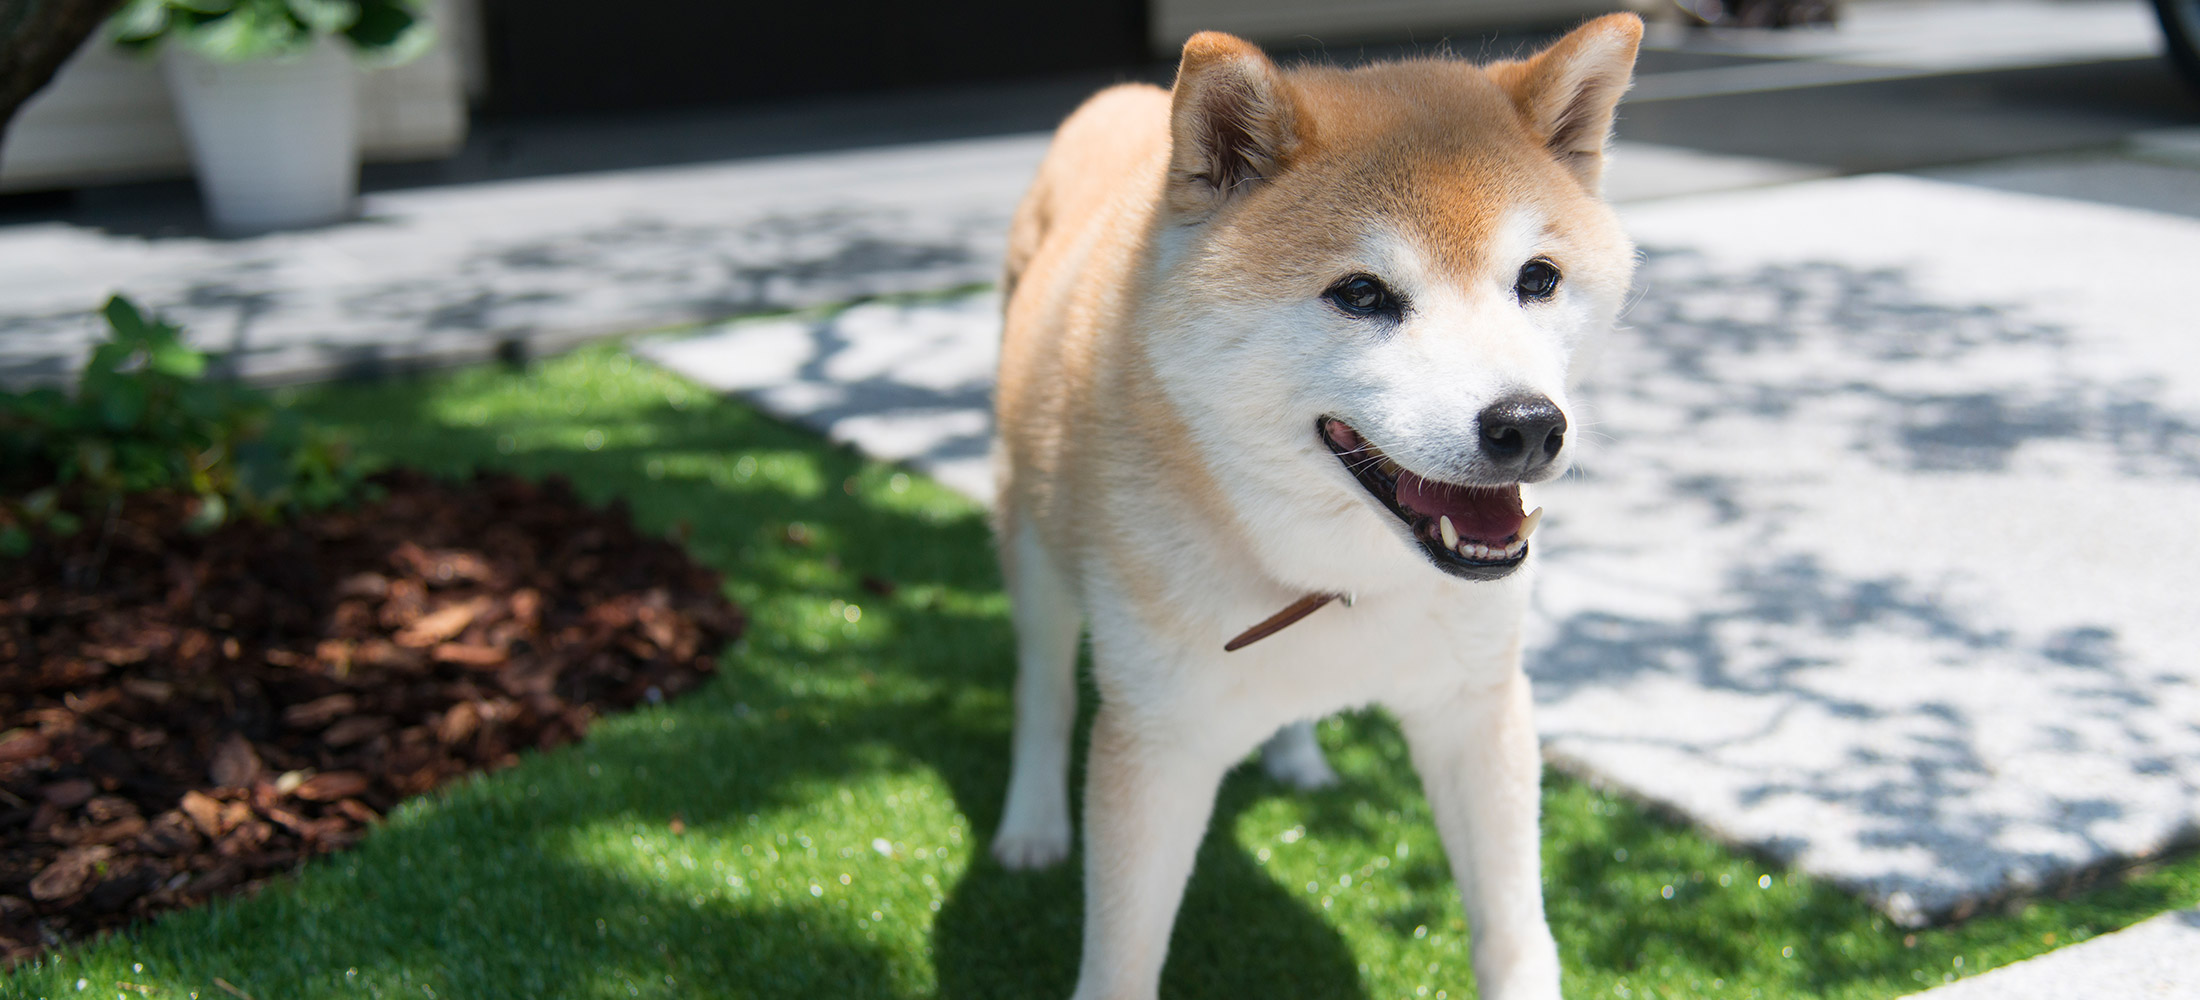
[
  {"x1": 108, "y1": 0, "x2": 174, "y2": 44},
  {"x1": 101, "y1": 295, "x2": 150, "y2": 343},
  {"x1": 148, "y1": 338, "x2": 208, "y2": 379},
  {"x1": 83, "y1": 341, "x2": 135, "y2": 381},
  {"x1": 181, "y1": 4, "x2": 312, "y2": 61},
  {"x1": 99, "y1": 379, "x2": 147, "y2": 431},
  {"x1": 232, "y1": 437, "x2": 292, "y2": 502},
  {"x1": 285, "y1": 0, "x2": 358, "y2": 33},
  {"x1": 344, "y1": 1, "x2": 430, "y2": 62}
]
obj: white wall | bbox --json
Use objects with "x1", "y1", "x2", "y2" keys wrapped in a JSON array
[{"x1": 0, "y1": 0, "x2": 474, "y2": 193}]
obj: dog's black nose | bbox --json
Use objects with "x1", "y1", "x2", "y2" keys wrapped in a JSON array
[{"x1": 1477, "y1": 395, "x2": 1567, "y2": 474}]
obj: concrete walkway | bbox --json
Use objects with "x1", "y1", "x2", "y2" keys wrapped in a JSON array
[
  {"x1": 1902, "y1": 907, "x2": 2200, "y2": 998},
  {"x1": 0, "y1": 134, "x2": 1046, "y2": 387}
]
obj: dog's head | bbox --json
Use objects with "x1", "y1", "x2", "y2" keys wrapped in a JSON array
[{"x1": 1140, "y1": 15, "x2": 1642, "y2": 591}]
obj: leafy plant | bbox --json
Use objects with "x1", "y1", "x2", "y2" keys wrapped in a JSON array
[
  {"x1": 109, "y1": 0, "x2": 432, "y2": 64},
  {"x1": 0, "y1": 295, "x2": 365, "y2": 554}
]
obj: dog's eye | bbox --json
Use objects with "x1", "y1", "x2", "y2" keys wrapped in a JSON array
[
  {"x1": 1514, "y1": 258, "x2": 1561, "y2": 302},
  {"x1": 1324, "y1": 274, "x2": 1402, "y2": 318}
]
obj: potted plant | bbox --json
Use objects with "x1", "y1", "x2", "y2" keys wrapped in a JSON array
[{"x1": 110, "y1": 0, "x2": 433, "y2": 234}]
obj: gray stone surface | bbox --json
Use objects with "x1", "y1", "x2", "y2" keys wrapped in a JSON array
[
  {"x1": 0, "y1": 134, "x2": 1830, "y2": 391},
  {"x1": 2132, "y1": 126, "x2": 2200, "y2": 167},
  {"x1": 641, "y1": 173, "x2": 2200, "y2": 929},
  {"x1": 639, "y1": 293, "x2": 1001, "y2": 501},
  {"x1": 1535, "y1": 175, "x2": 2200, "y2": 925},
  {"x1": 0, "y1": 135, "x2": 1048, "y2": 387},
  {"x1": 1904, "y1": 908, "x2": 2200, "y2": 998},
  {"x1": 1919, "y1": 152, "x2": 2200, "y2": 220},
  {"x1": 1602, "y1": 142, "x2": 1834, "y2": 203}
]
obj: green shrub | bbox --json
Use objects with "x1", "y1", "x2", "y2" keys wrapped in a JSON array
[
  {"x1": 110, "y1": 0, "x2": 433, "y2": 64},
  {"x1": 0, "y1": 296, "x2": 364, "y2": 554}
]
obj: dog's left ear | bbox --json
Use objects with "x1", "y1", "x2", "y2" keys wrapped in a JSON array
[
  {"x1": 1487, "y1": 13, "x2": 1643, "y2": 190},
  {"x1": 1167, "y1": 32, "x2": 1301, "y2": 219}
]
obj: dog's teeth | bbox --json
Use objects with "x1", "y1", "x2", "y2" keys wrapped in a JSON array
[
  {"x1": 1439, "y1": 515, "x2": 1458, "y2": 549},
  {"x1": 1520, "y1": 507, "x2": 1544, "y2": 541}
]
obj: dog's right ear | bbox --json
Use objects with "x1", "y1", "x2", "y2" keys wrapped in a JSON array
[
  {"x1": 1485, "y1": 13, "x2": 1642, "y2": 191},
  {"x1": 1167, "y1": 32, "x2": 1300, "y2": 219}
]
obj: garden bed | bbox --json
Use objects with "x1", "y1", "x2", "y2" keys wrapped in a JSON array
[{"x1": 0, "y1": 469, "x2": 743, "y2": 964}]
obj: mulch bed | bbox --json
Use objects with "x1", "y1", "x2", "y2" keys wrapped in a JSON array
[{"x1": 0, "y1": 470, "x2": 744, "y2": 965}]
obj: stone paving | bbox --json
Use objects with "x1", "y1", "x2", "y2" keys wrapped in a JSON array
[
  {"x1": 1900, "y1": 906, "x2": 2200, "y2": 998},
  {"x1": 641, "y1": 171, "x2": 2200, "y2": 931},
  {"x1": 0, "y1": 131, "x2": 1827, "y2": 392},
  {"x1": 0, "y1": 134, "x2": 1046, "y2": 387},
  {"x1": 1536, "y1": 175, "x2": 2200, "y2": 926}
]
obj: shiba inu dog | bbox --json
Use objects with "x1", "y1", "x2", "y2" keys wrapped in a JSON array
[{"x1": 990, "y1": 14, "x2": 1643, "y2": 999}]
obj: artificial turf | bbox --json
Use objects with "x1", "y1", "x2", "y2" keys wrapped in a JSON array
[{"x1": 8, "y1": 343, "x2": 2194, "y2": 999}]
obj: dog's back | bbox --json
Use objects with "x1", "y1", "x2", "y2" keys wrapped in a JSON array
[
  {"x1": 994, "y1": 83, "x2": 1185, "y2": 569},
  {"x1": 1002, "y1": 84, "x2": 1168, "y2": 303}
]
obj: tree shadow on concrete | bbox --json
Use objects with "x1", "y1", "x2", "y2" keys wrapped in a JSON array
[
  {"x1": 0, "y1": 199, "x2": 1009, "y2": 391},
  {"x1": 1533, "y1": 247, "x2": 2200, "y2": 926}
]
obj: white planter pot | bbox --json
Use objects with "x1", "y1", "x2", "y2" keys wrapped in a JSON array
[{"x1": 161, "y1": 41, "x2": 359, "y2": 234}]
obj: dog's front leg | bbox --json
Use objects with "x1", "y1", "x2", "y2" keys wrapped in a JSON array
[
  {"x1": 1070, "y1": 704, "x2": 1236, "y2": 1000},
  {"x1": 1393, "y1": 665, "x2": 1562, "y2": 1000}
]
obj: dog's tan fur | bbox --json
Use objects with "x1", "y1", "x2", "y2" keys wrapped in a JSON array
[{"x1": 992, "y1": 17, "x2": 1643, "y2": 999}]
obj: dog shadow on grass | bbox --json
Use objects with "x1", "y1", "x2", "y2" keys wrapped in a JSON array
[{"x1": 931, "y1": 755, "x2": 1378, "y2": 1000}]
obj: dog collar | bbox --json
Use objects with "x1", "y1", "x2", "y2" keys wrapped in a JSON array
[{"x1": 1224, "y1": 591, "x2": 1354, "y2": 651}]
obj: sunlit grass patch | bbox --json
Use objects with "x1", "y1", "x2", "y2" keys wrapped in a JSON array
[{"x1": 9, "y1": 344, "x2": 2193, "y2": 999}]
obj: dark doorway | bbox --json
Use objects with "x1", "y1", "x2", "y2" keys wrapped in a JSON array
[{"x1": 478, "y1": 0, "x2": 1150, "y2": 115}]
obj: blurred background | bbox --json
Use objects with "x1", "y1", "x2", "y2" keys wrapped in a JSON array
[{"x1": 3, "y1": 0, "x2": 2195, "y2": 217}]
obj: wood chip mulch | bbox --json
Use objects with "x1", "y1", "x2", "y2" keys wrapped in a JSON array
[{"x1": 0, "y1": 469, "x2": 744, "y2": 965}]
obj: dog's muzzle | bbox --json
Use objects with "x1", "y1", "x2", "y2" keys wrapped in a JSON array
[{"x1": 1319, "y1": 417, "x2": 1542, "y2": 582}]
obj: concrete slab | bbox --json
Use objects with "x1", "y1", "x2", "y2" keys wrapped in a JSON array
[
  {"x1": 640, "y1": 174, "x2": 2200, "y2": 928},
  {"x1": 1903, "y1": 907, "x2": 2200, "y2": 998},
  {"x1": 1603, "y1": 142, "x2": 1835, "y2": 203},
  {"x1": 1536, "y1": 174, "x2": 2200, "y2": 925},
  {"x1": 639, "y1": 293, "x2": 1000, "y2": 501},
  {"x1": 0, "y1": 131, "x2": 1829, "y2": 391},
  {"x1": 0, "y1": 134, "x2": 1049, "y2": 388},
  {"x1": 2131, "y1": 126, "x2": 2200, "y2": 166},
  {"x1": 1917, "y1": 152, "x2": 2200, "y2": 220}
]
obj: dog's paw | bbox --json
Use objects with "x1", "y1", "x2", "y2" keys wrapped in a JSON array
[{"x1": 990, "y1": 817, "x2": 1072, "y2": 870}]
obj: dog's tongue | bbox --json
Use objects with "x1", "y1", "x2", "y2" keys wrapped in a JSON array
[{"x1": 1395, "y1": 472, "x2": 1525, "y2": 541}]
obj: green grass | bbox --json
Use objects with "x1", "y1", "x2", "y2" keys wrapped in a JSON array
[{"x1": 9, "y1": 344, "x2": 2195, "y2": 999}]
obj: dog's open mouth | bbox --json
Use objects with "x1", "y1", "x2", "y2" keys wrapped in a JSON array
[{"x1": 1319, "y1": 417, "x2": 1539, "y2": 581}]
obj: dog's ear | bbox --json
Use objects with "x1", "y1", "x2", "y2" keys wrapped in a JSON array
[
  {"x1": 1167, "y1": 32, "x2": 1301, "y2": 218},
  {"x1": 1487, "y1": 13, "x2": 1642, "y2": 190}
]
